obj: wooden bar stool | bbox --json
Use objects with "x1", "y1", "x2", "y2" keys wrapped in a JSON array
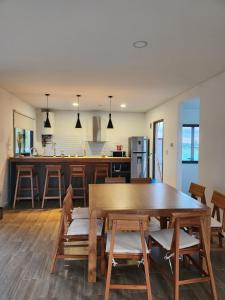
[
  {"x1": 41, "y1": 165, "x2": 65, "y2": 208},
  {"x1": 69, "y1": 165, "x2": 87, "y2": 207},
  {"x1": 94, "y1": 164, "x2": 109, "y2": 183},
  {"x1": 13, "y1": 165, "x2": 39, "y2": 209}
]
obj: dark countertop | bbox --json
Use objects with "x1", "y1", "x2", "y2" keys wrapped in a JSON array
[{"x1": 9, "y1": 156, "x2": 131, "y2": 163}]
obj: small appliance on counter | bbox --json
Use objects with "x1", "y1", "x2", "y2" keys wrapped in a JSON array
[
  {"x1": 112, "y1": 144, "x2": 126, "y2": 157},
  {"x1": 112, "y1": 151, "x2": 126, "y2": 157}
]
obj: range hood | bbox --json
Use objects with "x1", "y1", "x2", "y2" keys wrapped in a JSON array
[{"x1": 89, "y1": 116, "x2": 106, "y2": 143}]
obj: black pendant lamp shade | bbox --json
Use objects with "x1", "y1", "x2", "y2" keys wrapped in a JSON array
[
  {"x1": 75, "y1": 94, "x2": 82, "y2": 128},
  {"x1": 107, "y1": 96, "x2": 114, "y2": 129},
  {"x1": 44, "y1": 93, "x2": 51, "y2": 128}
]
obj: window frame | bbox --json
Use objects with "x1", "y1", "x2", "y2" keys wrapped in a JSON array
[{"x1": 182, "y1": 124, "x2": 199, "y2": 164}]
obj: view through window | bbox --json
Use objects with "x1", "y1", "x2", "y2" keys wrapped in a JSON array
[{"x1": 182, "y1": 124, "x2": 199, "y2": 163}]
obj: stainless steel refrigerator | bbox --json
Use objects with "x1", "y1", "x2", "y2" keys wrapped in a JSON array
[{"x1": 129, "y1": 136, "x2": 149, "y2": 178}]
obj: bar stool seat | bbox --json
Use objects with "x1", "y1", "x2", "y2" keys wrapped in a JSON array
[
  {"x1": 94, "y1": 164, "x2": 109, "y2": 183},
  {"x1": 42, "y1": 165, "x2": 65, "y2": 208},
  {"x1": 13, "y1": 165, "x2": 39, "y2": 209}
]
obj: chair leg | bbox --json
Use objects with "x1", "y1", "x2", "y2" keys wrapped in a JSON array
[
  {"x1": 100, "y1": 237, "x2": 105, "y2": 275},
  {"x1": 13, "y1": 172, "x2": 20, "y2": 209},
  {"x1": 140, "y1": 228, "x2": 152, "y2": 300},
  {"x1": 200, "y1": 220, "x2": 218, "y2": 300},
  {"x1": 104, "y1": 252, "x2": 113, "y2": 300},
  {"x1": 83, "y1": 176, "x2": 86, "y2": 206},
  {"x1": 173, "y1": 254, "x2": 180, "y2": 300},
  {"x1": 42, "y1": 171, "x2": 48, "y2": 208}
]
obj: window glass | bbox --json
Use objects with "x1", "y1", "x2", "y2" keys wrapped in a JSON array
[
  {"x1": 182, "y1": 125, "x2": 199, "y2": 163},
  {"x1": 182, "y1": 127, "x2": 192, "y2": 161}
]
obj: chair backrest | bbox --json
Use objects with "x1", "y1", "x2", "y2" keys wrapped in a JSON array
[
  {"x1": 170, "y1": 212, "x2": 204, "y2": 252},
  {"x1": 105, "y1": 177, "x2": 126, "y2": 184},
  {"x1": 189, "y1": 182, "x2": 206, "y2": 204},
  {"x1": 63, "y1": 192, "x2": 73, "y2": 226},
  {"x1": 211, "y1": 190, "x2": 225, "y2": 229},
  {"x1": 108, "y1": 213, "x2": 149, "y2": 232},
  {"x1": 16, "y1": 165, "x2": 34, "y2": 173},
  {"x1": 130, "y1": 178, "x2": 152, "y2": 184},
  {"x1": 66, "y1": 184, "x2": 74, "y2": 198}
]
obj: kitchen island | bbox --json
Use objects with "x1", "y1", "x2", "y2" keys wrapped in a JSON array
[{"x1": 8, "y1": 156, "x2": 131, "y2": 207}]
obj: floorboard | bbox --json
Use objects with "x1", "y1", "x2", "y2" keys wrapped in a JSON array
[{"x1": 0, "y1": 209, "x2": 224, "y2": 300}]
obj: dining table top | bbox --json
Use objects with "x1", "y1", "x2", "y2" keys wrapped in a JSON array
[{"x1": 88, "y1": 182, "x2": 209, "y2": 213}]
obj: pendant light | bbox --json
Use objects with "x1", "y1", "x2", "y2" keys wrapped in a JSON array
[
  {"x1": 44, "y1": 93, "x2": 51, "y2": 128},
  {"x1": 107, "y1": 95, "x2": 114, "y2": 129},
  {"x1": 75, "y1": 94, "x2": 82, "y2": 128}
]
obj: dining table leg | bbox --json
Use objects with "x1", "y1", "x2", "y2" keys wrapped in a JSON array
[{"x1": 88, "y1": 209, "x2": 97, "y2": 283}]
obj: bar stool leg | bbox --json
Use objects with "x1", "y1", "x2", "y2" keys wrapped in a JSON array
[
  {"x1": 42, "y1": 170, "x2": 48, "y2": 208},
  {"x1": 30, "y1": 175, "x2": 34, "y2": 208},
  {"x1": 58, "y1": 171, "x2": 62, "y2": 208},
  {"x1": 83, "y1": 176, "x2": 86, "y2": 206},
  {"x1": 13, "y1": 170, "x2": 20, "y2": 209}
]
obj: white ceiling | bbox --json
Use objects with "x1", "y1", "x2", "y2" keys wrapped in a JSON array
[{"x1": 0, "y1": 0, "x2": 225, "y2": 112}]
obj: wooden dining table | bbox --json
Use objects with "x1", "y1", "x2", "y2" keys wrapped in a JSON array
[{"x1": 88, "y1": 182, "x2": 212, "y2": 283}]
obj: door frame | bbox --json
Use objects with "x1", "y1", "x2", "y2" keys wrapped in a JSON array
[{"x1": 152, "y1": 119, "x2": 164, "y2": 180}]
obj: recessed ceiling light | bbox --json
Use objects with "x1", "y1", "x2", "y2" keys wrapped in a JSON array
[
  {"x1": 133, "y1": 40, "x2": 148, "y2": 48},
  {"x1": 73, "y1": 102, "x2": 79, "y2": 106},
  {"x1": 120, "y1": 104, "x2": 126, "y2": 108}
]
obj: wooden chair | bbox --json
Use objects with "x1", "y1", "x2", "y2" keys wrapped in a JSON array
[
  {"x1": 50, "y1": 191, "x2": 104, "y2": 273},
  {"x1": 94, "y1": 164, "x2": 109, "y2": 183},
  {"x1": 66, "y1": 184, "x2": 89, "y2": 219},
  {"x1": 42, "y1": 165, "x2": 65, "y2": 208},
  {"x1": 149, "y1": 212, "x2": 217, "y2": 300},
  {"x1": 69, "y1": 165, "x2": 87, "y2": 206},
  {"x1": 105, "y1": 177, "x2": 126, "y2": 184},
  {"x1": 189, "y1": 182, "x2": 206, "y2": 204},
  {"x1": 211, "y1": 190, "x2": 225, "y2": 249},
  {"x1": 131, "y1": 178, "x2": 152, "y2": 184},
  {"x1": 13, "y1": 165, "x2": 39, "y2": 209},
  {"x1": 104, "y1": 213, "x2": 152, "y2": 300}
]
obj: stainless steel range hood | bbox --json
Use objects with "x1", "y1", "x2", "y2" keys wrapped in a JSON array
[{"x1": 89, "y1": 116, "x2": 106, "y2": 143}]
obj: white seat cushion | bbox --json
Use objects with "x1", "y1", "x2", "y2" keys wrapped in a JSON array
[
  {"x1": 211, "y1": 217, "x2": 225, "y2": 237},
  {"x1": 150, "y1": 228, "x2": 200, "y2": 251},
  {"x1": 72, "y1": 207, "x2": 89, "y2": 219},
  {"x1": 148, "y1": 217, "x2": 161, "y2": 232},
  {"x1": 211, "y1": 217, "x2": 222, "y2": 228},
  {"x1": 67, "y1": 219, "x2": 103, "y2": 236},
  {"x1": 106, "y1": 232, "x2": 149, "y2": 254}
]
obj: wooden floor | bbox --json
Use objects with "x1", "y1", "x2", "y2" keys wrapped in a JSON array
[{"x1": 0, "y1": 209, "x2": 225, "y2": 300}]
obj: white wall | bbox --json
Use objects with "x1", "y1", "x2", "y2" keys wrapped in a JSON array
[
  {"x1": 36, "y1": 110, "x2": 146, "y2": 156},
  {"x1": 0, "y1": 88, "x2": 36, "y2": 206},
  {"x1": 180, "y1": 101, "x2": 200, "y2": 194},
  {"x1": 145, "y1": 71, "x2": 225, "y2": 204}
]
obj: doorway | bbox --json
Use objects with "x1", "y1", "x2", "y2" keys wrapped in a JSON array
[{"x1": 153, "y1": 120, "x2": 164, "y2": 182}]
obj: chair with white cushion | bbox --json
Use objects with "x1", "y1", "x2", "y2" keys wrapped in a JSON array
[
  {"x1": 104, "y1": 213, "x2": 152, "y2": 300},
  {"x1": 211, "y1": 190, "x2": 225, "y2": 249},
  {"x1": 67, "y1": 184, "x2": 89, "y2": 219},
  {"x1": 149, "y1": 212, "x2": 217, "y2": 300},
  {"x1": 189, "y1": 182, "x2": 206, "y2": 204},
  {"x1": 50, "y1": 191, "x2": 104, "y2": 273}
]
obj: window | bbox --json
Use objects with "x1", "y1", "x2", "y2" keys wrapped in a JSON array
[{"x1": 182, "y1": 124, "x2": 199, "y2": 163}]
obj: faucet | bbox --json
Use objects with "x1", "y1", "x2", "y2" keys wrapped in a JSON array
[{"x1": 30, "y1": 147, "x2": 39, "y2": 156}]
